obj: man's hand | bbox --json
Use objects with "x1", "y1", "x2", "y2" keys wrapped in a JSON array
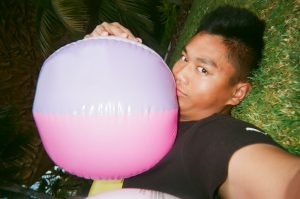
[{"x1": 85, "y1": 22, "x2": 142, "y2": 43}]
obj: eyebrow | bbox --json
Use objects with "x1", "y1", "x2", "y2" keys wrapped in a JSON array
[{"x1": 183, "y1": 46, "x2": 218, "y2": 68}]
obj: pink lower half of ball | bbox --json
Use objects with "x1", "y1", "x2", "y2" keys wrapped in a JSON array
[{"x1": 33, "y1": 110, "x2": 178, "y2": 179}]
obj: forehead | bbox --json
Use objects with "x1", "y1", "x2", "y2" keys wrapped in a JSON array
[{"x1": 185, "y1": 32, "x2": 228, "y2": 59}]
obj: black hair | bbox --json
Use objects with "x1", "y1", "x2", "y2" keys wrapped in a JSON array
[{"x1": 198, "y1": 5, "x2": 266, "y2": 82}]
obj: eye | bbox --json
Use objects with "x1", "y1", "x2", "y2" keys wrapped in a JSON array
[
  {"x1": 197, "y1": 66, "x2": 208, "y2": 75},
  {"x1": 181, "y1": 55, "x2": 188, "y2": 62}
]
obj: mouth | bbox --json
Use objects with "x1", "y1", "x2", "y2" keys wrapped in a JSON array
[{"x1": 176, "y1": 87, "x2": 187, "y2": 97}]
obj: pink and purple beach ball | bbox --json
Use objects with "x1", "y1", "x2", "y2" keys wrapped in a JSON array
[{"x1": 32, "y1": 37, "x2": 178, "y2": 179}]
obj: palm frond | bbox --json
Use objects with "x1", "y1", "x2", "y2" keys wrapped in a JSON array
[
  {"x1": 0, "y1": 106, "x2": 36, "y2": 183},
  {"x1": 51, "y1": 0, "x2": 89, "y2": 34},
  {"x1": 0, "y1": 106, "x2": 17, "y2": 154},
  {"x1": 116, "y1": 1, "x2": 154, "y2": 31},
  {"x1": 37, "y1": 8, "x2": 65, "y2": 57},
  {"x1": 97, "y1": 0, "x2": 161, "y2": 51},
  {"x1": 97, "y1": 0, "x2": 119, "y2": 22},
  {"x1": 36, "y1": 0, "x2": 86, "y2": 57}
]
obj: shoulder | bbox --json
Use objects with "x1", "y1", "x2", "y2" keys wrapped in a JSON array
[
  {"x1": 183, "y1": 113, "x2": 280, "y2": 165},
  {"x1": 219, "y1": 140, "x2": 300, "y2": 199},
  {"x1": 191, "y1": 114, "x2": 279, "y2": 149},
  {"x1": 193, "y1": 113, "x2": 263, "y2": 133},
  {"x1": 202, "y1": 113, "x2": 264, "y2": 133}
]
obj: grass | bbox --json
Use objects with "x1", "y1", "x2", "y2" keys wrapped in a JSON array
[{"x1": 168, "y1": 0, "x2": 300, "y2": 155}]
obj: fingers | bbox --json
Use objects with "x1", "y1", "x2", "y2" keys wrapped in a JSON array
[
  {"x1": 84, "y1": 22, "x2": 142, "y2": 43},
  {"x1": 108, "y1": 22, "x2": 138, "y2": 41},
  {"x1": 84, "y1": 25, "x2": 108, "y2": 38}
]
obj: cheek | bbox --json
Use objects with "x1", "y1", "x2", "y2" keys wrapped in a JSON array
[
  {"x1": 191, "y1": 79, "x2": 211, "y2": 95},
  {"x1": 172, "y1": 61, "x2": 182, "y2": 75},
  {"x1": 190, "y1": 78, "x2": 226, "y2": 102}
]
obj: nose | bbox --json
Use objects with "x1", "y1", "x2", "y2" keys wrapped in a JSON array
[{"x1": 173, "y1": 62, "x2": 191, "y2": 85}]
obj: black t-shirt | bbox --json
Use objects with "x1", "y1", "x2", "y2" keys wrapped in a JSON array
[{"x1": 123, "y1": 113, "x2": 281, "y2": 199}]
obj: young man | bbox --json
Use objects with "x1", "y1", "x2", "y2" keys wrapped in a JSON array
[{"x1": 86, "y1": 5, "x2": 300, "y2": 199}]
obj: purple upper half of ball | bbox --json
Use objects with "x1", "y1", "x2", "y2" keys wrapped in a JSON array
[{"x1": 33, "y1": 37, "x2": 178, "y2": 115}]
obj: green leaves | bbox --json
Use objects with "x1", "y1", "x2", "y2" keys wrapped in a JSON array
[
  {"x1": 35, "y1": 0, "x2": 167, "y2": 57},
  {"x1": 51, "y1": 0, "x2": 88, "y2": 33},
  {"x1": 36, "y1": 0, "x2": 88, "y2": 57},
  {"x1": 37, "y1": 8, "x2": 64, "y2": 57},
  {"x1": 96, "y1": 0, "x2": 158, "y2": 49},
  {"x1": 0, "y1": 106, "x2": 35, "y2": 183}
]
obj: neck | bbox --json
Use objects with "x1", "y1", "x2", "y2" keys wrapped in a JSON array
[{"x1": 179, "y1": 106, "x2": 232, "y2": 122}]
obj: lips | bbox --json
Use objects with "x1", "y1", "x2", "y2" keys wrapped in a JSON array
[{"x1": 176, "y1": 87, "x2": 187, "y2": 97}]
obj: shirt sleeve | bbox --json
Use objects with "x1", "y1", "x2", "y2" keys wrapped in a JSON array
[{"x1": 182, "y1": 116, "x2": 281, "y2": 199}]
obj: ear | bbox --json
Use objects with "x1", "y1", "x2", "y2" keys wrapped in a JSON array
[{"x1": 228, "y1": 82, "x2": 251, "y2": 106}]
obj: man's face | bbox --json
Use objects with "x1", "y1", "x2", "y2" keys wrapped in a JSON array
[{"x1": 172, "y1": 32, "x2": 238, "y2": 121}]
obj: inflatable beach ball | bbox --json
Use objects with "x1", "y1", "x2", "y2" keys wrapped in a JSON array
[
  {"x1": 32, "y1": 37, "x2": 178, "y2": 179},
  {"x1": 87, "y1": 188, "x2": 180, "y2": 199}
]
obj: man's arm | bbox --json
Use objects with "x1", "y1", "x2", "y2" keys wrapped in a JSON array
[{"x1": 219, "y1": 144, "x2": 300, "y2": 199}]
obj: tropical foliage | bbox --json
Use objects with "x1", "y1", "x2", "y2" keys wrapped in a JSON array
[
  {"x1": 35, "y1": 0, "x2": 89, "y2": 57},
  {"x1": 35, "y1": 0, "x2": 181, "y2": 57},
  {"x1": 0, "y1": 0, "x2": 46, "y2": 187}
]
